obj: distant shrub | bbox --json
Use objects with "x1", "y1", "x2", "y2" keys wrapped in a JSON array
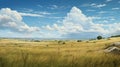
[
  {"x1": 14, "y1": 43, "x2": 18, "y2": 45},
  {"x1": 107, "y1": 38, "x2": 111, "y2": 40},
  {"x1": 58, "y1": 41, "x2": 65, "y2": 44},
  {"x1": 58, "y1": 41, "x2": 61, "y2": 43},
  {"x1": 18, "y1": 45, "x2": 22, "y2": 47},
  {"x1": 89, "y1": 39, "x2": 96, "y2": 41},
  {"x1": 62, "y1": 42, "x2": 65, "y2": 44},
  {"x1": 46, "y1": 45, "x2": 49, "y2": 47},
  {"x1": 54, "y1": 40, "x2": 58, "y2": 42},
  {"x1": 86, "y1": 41, "x2": 89, "y2": 43},
  {"x1": 34, "y1": 40, "x2": 40, "y2": 42},
  {"x1": 97, "y1": 36, "x2": 103, "y2": 40},
  {"x1": 93, "y1": 41, "x2": 96, "y2": 43},
  {"x1": 77, "y1": 40, "x2": 82, "y2": 42}
]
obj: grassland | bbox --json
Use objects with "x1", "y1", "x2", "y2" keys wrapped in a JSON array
[{"x1": 0, "y1": 37, "x2": 120, "y2": 67}]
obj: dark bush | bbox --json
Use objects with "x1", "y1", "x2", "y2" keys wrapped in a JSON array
[
  {"x1": 62, "y1": 42, "x2": 65, "y2": 44},
  {"x1": 58, "y1": 41, "x2": 65, "y2": 44},
  {"x1": 34, "y1": 40, "x2": 40, "y2": 42},
  {"x1": 77, "y1": 40, "x2": 82, "y2": 42},
  {"x1": 86, "y1": 41, "x2": 89, "y2": 43},
  {"x1": 107, "y1": 38, "x2": 111, "y2": 40},
  {"x1": 93, "y1": 41, "x2": 96, "y2": 43},
  {"x1": 97, "y1": 36, "x2": 103, "y2": 40}
]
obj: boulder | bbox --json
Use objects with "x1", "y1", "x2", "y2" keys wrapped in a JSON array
[
  {"x1": 110, "y1": 42, "x2": 120, "y2": 47},
  {"x1": 105, "y1": 47, "x2": 120, "y2": 53},
  {"x1": 104, "y1": 42, "x2": 120, "y2": 54}
]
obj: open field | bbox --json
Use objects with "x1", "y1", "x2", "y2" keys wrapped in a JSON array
[{"x1": 0, "y1": 37, "x2": 120, "y2": 67}]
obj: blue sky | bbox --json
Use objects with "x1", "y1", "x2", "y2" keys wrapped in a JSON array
[{"x1": 0, "y1": 0, "x2": 120, "y2": 39}]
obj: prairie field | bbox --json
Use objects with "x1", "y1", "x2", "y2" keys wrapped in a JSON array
[{"x1": 0, "y1": 37, "x2": 120, "y2": 67}]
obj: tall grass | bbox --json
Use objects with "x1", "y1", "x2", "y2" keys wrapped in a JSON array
[
  {"x1": 0, "y1": 50, "x2": 120, "y2": 67},
  {"x1": 0, "y1": 38, "x2": 120, "y2": 67}
]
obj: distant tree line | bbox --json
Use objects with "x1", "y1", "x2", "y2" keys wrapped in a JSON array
[{"x1": 111, "y1": 35, "x2": 120, "y2": 37}]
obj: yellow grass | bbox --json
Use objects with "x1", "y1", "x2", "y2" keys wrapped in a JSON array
[{"x1": 0, "y1": 37, "x2": 120, "y2": 67}]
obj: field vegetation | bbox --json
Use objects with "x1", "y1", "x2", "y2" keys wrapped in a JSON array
[{"x1": 0, "y1": 37, "x2": 120, "y2": 67}]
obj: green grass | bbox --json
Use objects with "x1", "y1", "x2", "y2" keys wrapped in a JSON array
[{"x1": 0, "y1": 38, "x2": 120, "y2": 67}]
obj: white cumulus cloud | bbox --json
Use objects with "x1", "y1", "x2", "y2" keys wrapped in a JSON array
[
  {"x1": 0, "y1": 8, "x2": 40, "y2": 33},
  {"x1": 44, "y1": 7, "x2": 120, "y2": 38},
  {"x1": 0, "y1": 7, "x2": 120, "y2": 39}
]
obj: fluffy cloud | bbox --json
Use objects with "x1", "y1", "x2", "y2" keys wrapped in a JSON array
[
  {"x1": 86, "y1": 9, "x2": 95, "y2": 12},
  {"x1": 50, "y1": 5, "x2": 58, "y2": 9},
  {"x1": 0, "y1": 7, "x2": 120, "y2": 39},
  {"x1": 44, "y1": 7, "x2": 120, "y2": 38},
  {"x1": 106, "y1": 0, "x2": 112, "y2": 2},
  {"x1": 90, "y1": 3, "x2": 106, "y2": 8},
  {"x1": 112, "y1": 8, "x2": 120, "y2": 10},
  {"x1": 20, "y1": 12, "x2": 43, "y2": 17},
  {"x1": 0, "y1": 8, "x2": 40, "y2": 33},
  {"x1": 98, "y1": 11, "x2": 107, "y2": 14},
  {"x1": 62, "y1": 7, "x2": 110, "y2": 34},
  {"x1": 82, "y1": 3, "x2": 106, "y2": 8},
  {"x1": 44, "y1": 25, "x2": 54, "y2": 31}
]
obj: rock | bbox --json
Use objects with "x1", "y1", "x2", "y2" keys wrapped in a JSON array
[
  {"x1": 105, "y1": 47, "x2": 120, "y2": 53},
  {"x1": 104, "y1": 42, "x2": 120, "y2": 54},
  {"x1": 110, "y1": 42, "x2": 120, "y2": 47}
]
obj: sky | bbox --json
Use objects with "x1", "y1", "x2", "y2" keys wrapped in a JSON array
[{"x1": 0, "y1": 0, "x2": 120, "y2": 39}]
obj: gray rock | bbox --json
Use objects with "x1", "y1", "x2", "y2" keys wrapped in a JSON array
[
  {"x1": 110, "y1": 42, "x2": 120, "y2": 47},
  {"x1": 105, "y1": 47, "x2": 120, "y2": 53},
  {"x1": 104, "y1": 42, "x2": 120, "y2": 54}
]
